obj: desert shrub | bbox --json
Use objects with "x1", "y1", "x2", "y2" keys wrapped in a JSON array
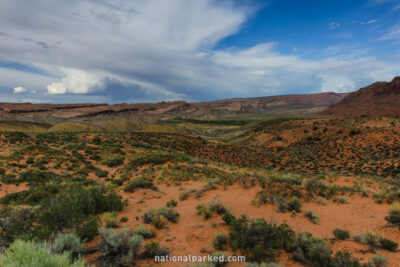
[
  {"x1": 197, "y1": 204, "x2": 214, "y2": 220},
  {"x1": 134, "y1": 225, "x2": 155, "y2": 239},
  {"x1": 385, "y1": 202, "x2": 400, "y2": 226},
  {"x1": 222, "y1": 212, "x2": 236, "y2": 226},
  {"x1": 39, "y1": 186, "x2": 124, "y2": 235},
  {"x1": 120, "y1": 217, "x2": 129, "y2": 223},
  {"x1": 95, "y1": 169, "x2": 109, "y2": 178},
  {"x1": 228, "y1": 216, "x2": 295, "y2": 262},
  {"x1": 1, "y1": 174, "x2": 17, "y2": 184},
  {"x1": 0, "y1": 240, "x2": 85, "y2": 267},
  {"x1": 142, "y1": 241, "x2": 170, "y2": 258},
  {"x1": 97, "y1": 228, "x2": 143, "y2": 267},
  {"x1": 101, "y1": 156, "x2": 124, "y2": 167},
  {"x1": 379, "y1": 238, "x2": 398, "y2": 252},
  {"x1": 293, "y1": 233, "x2": 336, "y2": 266},
  {"x1": 332, "y1": 250, "x2": 362, "y2": 267},
  {"x1": 102, "y1": 212, "x2": 119, "y2": 228},
  {"x1": 334, "y1": 196, "x2": 349, "y2": 204},
  {"x1": 370, "y1": 254, "x2": 387, "y2": 267},
  {"x1": 354, "y1": 232, "x2": 379, "y2": 248},
  {"x1": 166, "y1": 199, "x2": 177, "y2": 208},
  {"x1": 51, "y1": 232, "x2": 85, "y2": 260},
  {"x1": 277, "y1": 197, "x2": 302, "y2": 213},
  {"x1": 0, "y1": 206, "x2": 36, "y2": 248},
  {"x1": 333, "y1": 229, "x2": 350, "y2": 240},
  {"x1": 304, "y1": 210, "x2": 320, "y2": 224},
  {"x1": 124, "y1": 178, "x2": 157, "y2": 192},
  {"x1": 143, "y1": 207, "x2": 179, "y2": 229},
  {"x1": 197, "y1": 202, "x2": 228, "y2": 220},
  {"x1": 213, "y1": 233, "x2": 229, "y2": 250},
  {"x1": 18, "y1": 170, "x2": 61, "y2": 186},
  {"x1": 179, "y1": 191, "x2": 189, "y2": 201},
  {"x1": 129, "y1": 152, "x2": 190, "y2": 167},
  {"x1": 76, "y1": 215, "x2": 100, "y2": 241}
]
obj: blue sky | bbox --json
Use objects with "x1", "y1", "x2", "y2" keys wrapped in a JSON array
[{"x1": 0, "y1": 0, "x2": 399, "y2": 103}]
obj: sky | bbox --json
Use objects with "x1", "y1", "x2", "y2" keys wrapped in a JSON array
[{"x1": 0, "y1": 0, "x2": 400, "y2": 103}]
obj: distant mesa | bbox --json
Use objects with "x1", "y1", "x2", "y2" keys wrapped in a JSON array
[{"x1": 321, "y1": 76, "x2": 400, "y2": 116}]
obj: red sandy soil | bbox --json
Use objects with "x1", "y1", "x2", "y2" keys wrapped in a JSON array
[{"x1": 101, "y1": 178, "x2": 400, "y2": 267}]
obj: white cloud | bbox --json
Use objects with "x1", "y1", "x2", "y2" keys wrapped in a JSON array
[
  {"x1": 0, "y1": 0, "x2": 398, "y2": 103},
  {"x1": 329, "y1": 22, "x2": 341, "y2": 29},
  {"x1": 13, "y1": 86, "x2": 27, "y2": 94},
  {"x1": 367, "y1": 19, "x2": 377, "y2": 24},
  {"x1": 46, "y1": 69, "x2": 105, "y2": 94}
]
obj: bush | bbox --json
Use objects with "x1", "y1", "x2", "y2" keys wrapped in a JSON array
[
  {"x1": 97, "y1": 228, "x2": 143, "y2": 267},
  {"x1": 0, "y1": 240, "x2": 85, "y2": 267},
  {"x1": 385, "y1": 202, "x2": 400, "y2": 226},
  {"x1": 278, "y1": 197, "x2": 302, "y2": 213},
  {"x1": 134, "y1": 225, "x2": 155, "y2": 239},
  {"x1": 179, "y1": 191, "x2": 189, "y2": 201},
  {"x1": 76, "y1": 215, "x2": 100, "y2": 241},
  {"x1": 0, "y1": 206, "x2": 36, "y2": 248},
  {"x1": 379, "y1": 238, "x2": 398, "y2": 252},
  {"x1": 124, "y1": 178, "x2": 157, "y2": 192},
  {"x1": 370, "y1": 254, "x2": 388, "y2": 267},
  {"x1": 213, "y1": 233, "x2": 229, "y2": 250},
  {"x1": 143, "y1": 207, "x2": 179, "y2": 229},
  {"x1": 142, "y1": 241, "x2": 170, "y2": 258},
  {"x1": 332, "y1": 250, "x2": 362, "y2": 267},
  {"x1": 51, "y1": 232, "x2": 85, "y2": 260},
  {"x1": 304, "y1": 210, "x2": 320, "y2": 224},
  {"x1": 101, "y1": 156, "x2": 124, "y2": 167},
  {"x1": 222, "y1": 212, "x2": 236, "y2": 226},
  {"x1": 102, "y1": 212, "x2": 119, "y2": 228},
  {"x1": 333, "y1": 229, "x2": 350, "y2": 240},
  {"x1": 354, "y1": 232, "x2": 379, "y2": 248},
  {"x1": 166, "y1": 199, "x2": 177, "y2": 208},
  {"x1": 228, "y1": 216, "x2": 295, "y2": 262},
  {"x1": 197, "y1": 204, "x2": 214, "y2": 220},
  {"x1": 39, "y1": 186, "x2": 124, "y2": 234}
]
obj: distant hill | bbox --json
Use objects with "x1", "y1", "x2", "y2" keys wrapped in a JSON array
[
  {"x1": 0, "y1": 92, "x2": 347, "y2": 124},
  {"x1": 322, "y1": 77, "x2": 400, "y2": 116}
]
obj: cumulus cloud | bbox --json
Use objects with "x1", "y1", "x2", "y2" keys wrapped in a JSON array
[
  {"x1": 46, "y1": 69, "x2": 105, "y2": 94},
  {"x1": 13, "y1": 86, "x2": 27, "y2": 94},
  {"x1": 0, "y1": 0, "x2": 398, "y2": 103}
]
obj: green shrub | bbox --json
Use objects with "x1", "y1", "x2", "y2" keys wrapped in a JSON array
[
  {"x1": 39, "y1": 186, "x2": 124, "y2": 235},
  {"x1": 142, "y1": 241, "x2": 170, "y2": 258},
  {"x1": 101, "y1": 156, "x2": 124, "y2": 167},
  {"x1": 277, "y1": 197, "x2": 302, "y2": 213},
  {"x1": 332, "y1": 250, "x2": 362, "y2": 267},
  {"x1": 179, "y1": 191, "x2": 189, "y2": 201},
  {"x1": 124, "y1": 178, "x2": 157, "y2": 192},
  {"x1": 304, "y1": 210, "x2": 320, "y2": 224},
  {"x1": 129, "y1": 152, "x2": 190, "y2": 167},
  {"x1": 333, "y1": 229, "x2": 350, "y2": 240},
  {"x1": 134, "y1": 225, "x2": 155, "y2": 239},
  {"x1": 379, "y1": 238, "x2": 398, "y2": 252},
  {"x1": 222, "y1": 212, "x2": 236, "y2": 226},
  {"x1": 102, "y1": 212, "x2": 119, "y2": 228},
  {"x1": 120, "y1": 217, "x2": 129, "y2": 223},
  {"x1": 76, "y1": 215, "x2": 100, "y2": 242},
  {"x1": 0, "y1": 240, "x2": 85, "y2": 267},
  {"x1": 228, "y1": 216, "x2": 295, "y2": 262},
  {"x1": 166, "y1": 199, "x2": 177, "y2": 208},
  {"x1": 95, "y1": 169, "x2": 109, "y2": 178},
  {"x1": 197, "y1": 204, "x2": 214, "y2": 220},
  {"x1": 370, "y1": 254, "x2": 388, "y2": 267},
  {"x1": 51, "y1": 232, "x2": 85, "y2": 260},
  {"x1": 385, "y1": 202, "x2": 400, "y2": 226},
  {"x1": 0, "y1": 206, "x2": 36, "y2": 247},
  {"x1": 97, "y1": 228, "x2": 143, "y2": 267},
  {"x1": 213, "y1": 233, "x2": 229, "y2": 250},
  {"x1": 143, "y1": 207, "x2": 179, "y2": 229}
]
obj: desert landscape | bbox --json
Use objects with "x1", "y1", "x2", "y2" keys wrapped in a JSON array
[{"x1": 0, "y1": 77, "x2": 400, "y2": 266}]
